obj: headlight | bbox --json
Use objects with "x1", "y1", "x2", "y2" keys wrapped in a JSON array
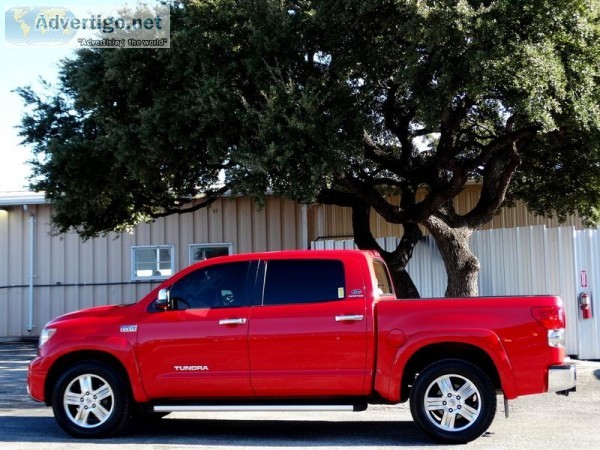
[{"x1": 39, "y1": 327, "x2": 56, "y2": 348}]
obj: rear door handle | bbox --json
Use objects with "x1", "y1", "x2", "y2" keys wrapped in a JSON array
[
  {"x1": 219, "y1": 318, "x2": 247, "y2": 325},
  {"x1": 335, "y1": 314, "x2": 364, "y2": 322}
]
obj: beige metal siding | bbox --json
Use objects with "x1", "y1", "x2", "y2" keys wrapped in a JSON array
[
  {"x1": 1, "y1": 205, "x2": 34, "y2": 336},
  {"x1": 0, "y1": 189, "x2": 587, "y2": 338},
  {"x1": 308, "y1": 185, "x2": 585, "y2": 241},
  {"x1": 0, "y1": 208, "x2": 10, "y2": 336},
  {"x1": 0, "y1": 196, "x2": 306, "y2": 337},
  {"x1": 457, "y1": 185, "x2": 584, "y2": 230}
]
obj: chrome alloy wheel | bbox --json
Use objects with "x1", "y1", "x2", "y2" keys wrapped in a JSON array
[
  {"x1": 63, "y1": 373, "x2": 115, "y2": 429},
  {"x1": 423, "y1": 373, "x2": 482, "y2": 432}
]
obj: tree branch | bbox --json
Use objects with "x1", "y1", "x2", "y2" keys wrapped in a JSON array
[
  {"x1": 461, "y1": 126, "x2": 539, "y2": 227},
  {"x1": 381, "y1": 81, "x2": 415, "y2": 166},
  {"x1": 152, "y1": 184, "x2": 231, "y2": 218}
]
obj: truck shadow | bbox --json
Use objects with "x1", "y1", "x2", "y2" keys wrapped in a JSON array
[
  {"x1": 133, "y1": 417, "x2": 433, "y2": 446},
  {"x1": 0, "y1": 415, "x2": 460, "y2": 447}
]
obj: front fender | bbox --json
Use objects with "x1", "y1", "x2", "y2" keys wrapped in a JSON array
[
  {"x1": 43, "y1": 335, "x2": 149, "y2": 404},
  {"x1": 375, "y1": 329, "x2": 517, "y2": 402}
]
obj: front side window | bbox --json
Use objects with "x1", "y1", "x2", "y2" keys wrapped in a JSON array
[
  {"x1": 169, "y1": 261, "x2": 251, "y2": 310},
  {"x1": 132, "y1": 246, "x2": 174, "y2": 280},
  {"x1": 263, "y1": 259, "x2": 345, "y2": 306}
]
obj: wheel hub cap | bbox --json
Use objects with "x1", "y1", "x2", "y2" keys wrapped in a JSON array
[{"x1": 423, "y1": 374, "x2": 482, "y2": 432}]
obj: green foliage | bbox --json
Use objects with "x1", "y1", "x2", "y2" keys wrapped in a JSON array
[
  {"x1": 511, "y1": 127, "x2": 600, "y2": 226},
  {"x1": 17, "y1": 0, "x2": 600, "y2": 240}
]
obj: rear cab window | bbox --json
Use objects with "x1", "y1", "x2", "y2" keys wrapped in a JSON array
[
  {"x1": 373, "y1": 259, "x2": 394, "y2": 296},
  {"x1": 263, "y1": 259, "x2": 346, "y2": 305}
]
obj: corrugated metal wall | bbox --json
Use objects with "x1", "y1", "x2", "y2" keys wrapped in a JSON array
[
  {"x1": 573, "y1": 230, "x2": 600, "y2": 359},
  {"x1": 314, "y1": 226, "x2": 585, "y2": 356},
  {"x1": 472, "y1": 226, "x2": 578, "y2": 354},
  {"x1": 0, "y1": 196, "x2": 306, "y2": 337}
]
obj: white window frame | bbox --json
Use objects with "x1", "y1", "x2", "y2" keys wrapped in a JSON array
[
  {"x1": 189, "y1": 243, "x2": 233, "y2": 265},
  {"x1": 131, "y1": 245, "x2": 175, "y2": 281}
]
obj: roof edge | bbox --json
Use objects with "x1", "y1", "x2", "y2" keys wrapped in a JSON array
[{"x1": 0, "y1": 191, "x2": 47, "y2": 206}]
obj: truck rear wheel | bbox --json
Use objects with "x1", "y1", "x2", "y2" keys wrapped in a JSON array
[
  {"x1": 51, "y1": 361, "x2": 131, "y2": 438},
  {"x1": 409, "y1": 359, "x2": 496, "y2": 444}
]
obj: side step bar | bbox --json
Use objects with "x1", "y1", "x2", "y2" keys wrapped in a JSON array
[{"x1": 154, "y1": 404, "x2": 357, "y2": 413}]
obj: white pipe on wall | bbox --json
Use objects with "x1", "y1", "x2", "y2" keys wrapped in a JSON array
[
  {"x1": 23, "y1": 205, "x2": 36, "y2": 332},
  {"x1": 301, "y1": 205, "x2": 308, "y2": 250}
]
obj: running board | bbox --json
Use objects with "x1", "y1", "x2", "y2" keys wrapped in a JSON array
[{"x1": 154, "y1": 404, "x2": 356, "y2": 413}]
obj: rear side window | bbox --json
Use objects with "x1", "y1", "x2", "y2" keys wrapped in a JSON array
[
  {"x1": 373, "y1": 260, "x2": 394, "y2": 295},
  {"x1": 263, "y1": 259, "x2": 345, "y2": 305}
]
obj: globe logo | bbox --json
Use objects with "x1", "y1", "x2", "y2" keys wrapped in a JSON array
[{"x1": 5, "y1": 7, "x2": 78, "y2": 46}]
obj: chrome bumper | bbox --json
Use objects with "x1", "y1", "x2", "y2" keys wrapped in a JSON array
[{"x1": 548, "y1": 363, "x2": 577, "y2": 395}]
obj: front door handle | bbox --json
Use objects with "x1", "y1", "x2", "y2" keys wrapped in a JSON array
[
  {"x1": 335, "y1": 314, "x2": 364, "y2": 322},
  {"x1": 219, "y1": 318, "x2": 247, "y2": 325}
]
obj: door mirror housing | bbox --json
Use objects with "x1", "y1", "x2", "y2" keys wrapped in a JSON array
[{"x1": 155, "y1": 288, "x2": 170, "y2": 311}]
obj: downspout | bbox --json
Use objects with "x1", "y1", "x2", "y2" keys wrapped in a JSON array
[
  {"x1": 301, "y1": 205, "x2": 309, "y2": 249},
  {"x1": 23, "y1": 205, "x2": 36, "y2": 333}
]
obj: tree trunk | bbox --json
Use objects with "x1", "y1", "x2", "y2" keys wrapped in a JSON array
[
  {"x1": 351, "y1": 202, "x2": 421, "y2": 298},
  {"x1": 423, "y1": 216, "x2": 480, "y2": 297},
  {"x1": 379, "y1": 248, "x2": 421, "y2": 299}
]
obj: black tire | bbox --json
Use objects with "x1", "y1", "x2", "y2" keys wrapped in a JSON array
[
  {"x1": 409, "y1": 359, "x2": 496, "y2": 444},
  {"x1": 51, "y1": 360, "x2": 132, "y2": 438}
]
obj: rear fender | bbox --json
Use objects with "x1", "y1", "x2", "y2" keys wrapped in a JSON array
[{"x1": 376, "y1": 329, "x2": 517, "y2": 402}]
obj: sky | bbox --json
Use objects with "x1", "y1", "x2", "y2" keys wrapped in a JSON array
[
  {"x1": 0, "y1": 47, "x2": 73, "y2": 192},
  {"x1": 0, "y1": 0, "x2": 154, "y2": 192},
  {"x1": 0, "y1": 1, "x2": 80, "y2": 191}
]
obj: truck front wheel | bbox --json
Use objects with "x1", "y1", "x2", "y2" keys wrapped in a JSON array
[
  {"x1": 409, "y1": 359, "x2": 496, "y2": 444},
  {"x1": 51, "y1": 361, "x2": 132, "y2": 438}
]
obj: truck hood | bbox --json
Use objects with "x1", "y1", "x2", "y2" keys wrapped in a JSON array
[{"x1": 48, "y1": 304, "x2": 134, "y2": 325}]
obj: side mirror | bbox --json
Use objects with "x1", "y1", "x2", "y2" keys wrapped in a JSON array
[{"x1": 155, "y1": 288, "x2": 170, "y2": 311}]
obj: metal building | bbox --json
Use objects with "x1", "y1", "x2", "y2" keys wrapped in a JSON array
[{"x1": 1, "y1": 186, "x2": 594, "y2": 358}]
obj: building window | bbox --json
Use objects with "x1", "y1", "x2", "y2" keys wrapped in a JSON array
[
  {"x1": 189, "y1": 243, "x2": 233, "y2": 265},
  {"x1": 132, "y1": 245, "x2": 175, "y2": 280}
]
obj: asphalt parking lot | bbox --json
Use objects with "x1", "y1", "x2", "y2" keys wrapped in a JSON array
[{"x1": 1, "y1": 339, "x2": 599, "y2": 449}]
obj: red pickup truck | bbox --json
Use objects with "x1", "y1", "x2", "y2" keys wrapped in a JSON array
[{"x1": 28, "y1": 250, "x2": 576, "y2": 444}]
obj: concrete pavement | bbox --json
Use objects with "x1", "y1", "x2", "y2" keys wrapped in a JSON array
[{"x1": 1, "y1": 339, "x2": 599, "y2": 449}]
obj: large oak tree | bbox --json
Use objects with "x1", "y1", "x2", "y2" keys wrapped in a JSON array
[{"x1": 18, "y1": 0, "x2": 600, "y2": 297}]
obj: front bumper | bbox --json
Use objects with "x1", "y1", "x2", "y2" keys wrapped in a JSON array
[
  {"x1": 548, "y1": 363, "x2": 577, "y2": 395},
  {"x1": 27, "y1": 356, "x2": 48, "y2": 403}
]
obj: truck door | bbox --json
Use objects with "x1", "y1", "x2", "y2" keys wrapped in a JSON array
[
  {"x1": 248, "y1": 258, "x2": 369, "y2": 397},
  {"x1": 136, "y1": 261, "x2": 256, "y2": 399}
]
